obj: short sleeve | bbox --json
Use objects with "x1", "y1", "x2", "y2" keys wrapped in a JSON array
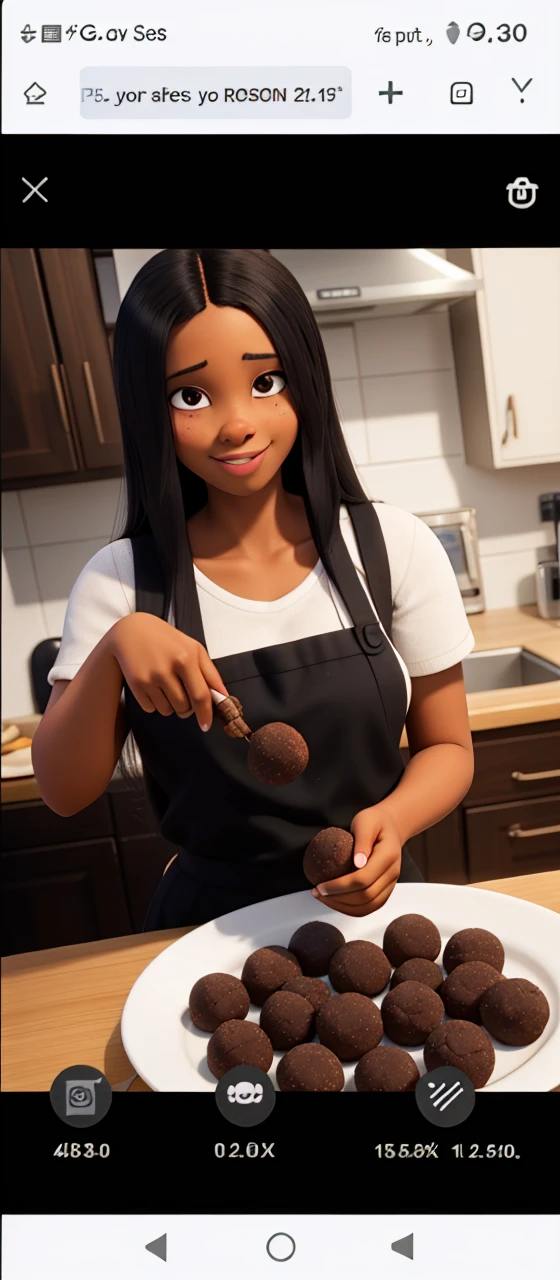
[
  {"x1": 47, "y1": 540, "x2": 135, "y2": 685},
  {"x1": 389, "y1": 511, "x2": 475, "y2": 677}
]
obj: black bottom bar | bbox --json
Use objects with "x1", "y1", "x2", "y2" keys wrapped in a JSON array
[{"x1": 1, "y1": 1092, "x2": 555, "y2": 1214}]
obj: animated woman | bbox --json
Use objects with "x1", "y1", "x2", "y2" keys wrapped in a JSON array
[{"x1": 33, "y1": 249, "x2": 475, "y2": 928}]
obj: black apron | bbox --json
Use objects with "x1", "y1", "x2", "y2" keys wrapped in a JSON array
[{"x1": 124, "y1": 500, "x2": 423, "y2": 929}]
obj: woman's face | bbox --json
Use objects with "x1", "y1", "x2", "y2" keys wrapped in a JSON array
[{"x1": 165, "y1": 304, "x2": 299, "y2": 493}]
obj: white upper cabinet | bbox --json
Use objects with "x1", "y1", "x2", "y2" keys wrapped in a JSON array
[{"x1": 448, "y1": 248, "x2": 560, "y2": 468}]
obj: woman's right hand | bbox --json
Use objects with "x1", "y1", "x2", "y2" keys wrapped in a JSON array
[{"x1": 108, "y1": 612, "x2": 228, "y2": 731}]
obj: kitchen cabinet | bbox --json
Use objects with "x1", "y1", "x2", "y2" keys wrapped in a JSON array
[
  {"x1": 1, "y1": 249, "x2": 79, "y2": 481},
  {"x1": 2, "y1": 838, "x2": 132, "y2": 956},
  {"x1": 447, "y1": 248, "x2": 560, "y2": 468},
  {"x1": 466, "y1": 796, "x2": 560, "y2": 880},
  {"x1": 1, "y1": 783, "x2": 176, "y2": 955},
  {"x1": 1, "y1": 248, "x2": 124, "y2": 490},
  {"x1": 405, "y1": 720, "x2": 560, "y2": 883}
]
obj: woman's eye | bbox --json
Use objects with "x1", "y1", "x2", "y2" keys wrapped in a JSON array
[
  {"x1": 252, "y1": 371, "x2": 287, "y2": 398},
  {"x1": 169, "y1": 386, "x2": 211, "y2": 410}
]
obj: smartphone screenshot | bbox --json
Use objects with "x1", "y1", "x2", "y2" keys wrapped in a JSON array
[{"x1": 1, "y1": 0, "x2": 559, "y2": 1270}]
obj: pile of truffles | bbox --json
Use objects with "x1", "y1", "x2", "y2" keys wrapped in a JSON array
[
  {"x1": 214, "y1": 694, "x2": 309, "y2": 786},
  {"x1": 188, "y1": 913, "x2": 550, "y2": 1092}
]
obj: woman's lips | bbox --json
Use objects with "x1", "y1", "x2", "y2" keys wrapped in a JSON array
[{"x1": 211, "y1": 444, "x2": 270, "y2": 476}]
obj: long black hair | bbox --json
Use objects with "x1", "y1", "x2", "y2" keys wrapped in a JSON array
[{"x1": 112, "y1": 248, "x2": 368, "y2": 636}]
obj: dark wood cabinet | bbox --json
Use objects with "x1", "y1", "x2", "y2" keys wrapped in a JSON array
[
  {"x1": 466, "y1": 796, "x2": 560, "y2": 879},
  {"x1": 406, "y1": 808, "x2": 467, "y2": 884},
  {"x1": 1, "y1": 248, "x2": 124, "y2": 490},
  {"x1": 406, "y1": 720, "x2": 560, "y2": 884},
  {"x1": 2, "y1": 838, "x2": 132, "y2": 955},
  {"x1": 1, "y1": 249, "x2": 79, "y2": 481},
  {"x1": 1, "y1": 782, "x2": 176, "y2": 955}
]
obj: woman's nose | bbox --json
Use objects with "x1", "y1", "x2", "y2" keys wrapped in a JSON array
[{"x1": 217, "y1": 419, "x2": 256, "y2": 446}]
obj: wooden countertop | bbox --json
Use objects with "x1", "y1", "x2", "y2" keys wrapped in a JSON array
[
  {"x1": 2, "y1": 606, "x2": 559, "y2": 806},
  {"x1": 2, "y1": 870, "x2": 558, "y2": 1093}
]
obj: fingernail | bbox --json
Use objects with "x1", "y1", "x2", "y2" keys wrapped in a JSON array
[
  {"x1": 316, "y1": 885, "x2": 327, "y2": 896},
  {"x1": 200, "y1": 723, "x2": 210, "y2": 732},
  {"x1": 354, "y1": 852, "x2": 368, "y2": 868}
]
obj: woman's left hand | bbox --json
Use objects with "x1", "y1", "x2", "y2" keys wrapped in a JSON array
[{"x1": 310, "y1": 805, "x2": 402, "y2": 917}]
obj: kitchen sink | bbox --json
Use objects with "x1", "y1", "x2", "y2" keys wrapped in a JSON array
[{"x1": 462, "y1": 646, "x2": 560, "y2": 694}]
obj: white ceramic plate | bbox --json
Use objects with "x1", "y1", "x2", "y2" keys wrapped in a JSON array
[
  {"x1": 121, "y1": 883, "x2": 560, "y2": 1092},
  {"x1": 1, "y1": 748, "x2": 34, "y2": 778}
]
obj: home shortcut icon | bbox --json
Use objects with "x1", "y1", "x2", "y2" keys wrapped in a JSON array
[
  {"x1": 506, "y1": 176, "x2": 538, "y2": 208},
  {"x1": 24, "y1": 81, "x2": 47, "y2": 104}
]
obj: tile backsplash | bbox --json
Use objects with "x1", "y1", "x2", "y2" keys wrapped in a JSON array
[{"x1": 2, "y1": 311, "x2": 559, "y2": 718}]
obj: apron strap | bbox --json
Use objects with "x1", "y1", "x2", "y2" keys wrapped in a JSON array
[
  {"x1": 130, "y1": 535, "x2": 166, "y2": 620},
  {"x1": 130, "y1": 532, "x2": 206, "y2": 645},
  {"x1": 346, "y1": 500, "x2": 394, "y2": 642}
]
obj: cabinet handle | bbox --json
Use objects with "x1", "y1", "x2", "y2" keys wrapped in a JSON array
[
  {"x1": 83, "y1": 360, "x2": 105, "y2": 444},
  {"x1": 508, "y1": 822, "x2": 560, "y2": 839},
  {"x1": 511, "y1": 769, "x2": 560, "y2": 782},
  {"x1": 49, "y1": 362, "x2": 73, "y2": 436},
  {"x1": 501, "y1": 394, "x2": 518, "y2": 445}
]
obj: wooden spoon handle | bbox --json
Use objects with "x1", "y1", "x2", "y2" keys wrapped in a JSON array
[{"x1": 213, "y1": 694, "x2": 252, "y2": 739}]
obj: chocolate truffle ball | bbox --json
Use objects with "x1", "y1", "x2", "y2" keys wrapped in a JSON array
[
  {"x1": 381, "y1": 980, "x2": 444, "y2": 1046},
  {"x1": 207, "y1": 1019, "x2": 273, "y2": 1080},
  {"x1": 277, "y1": 1042, "x2": 345, "y2": 1092},
  {"x1": 441, "y1": 961, "x2": 505, "y2": 1024},
  {"x1": 355, "y1": 1045, "x2": 420, "y2": 1093},
  {"x1": 480, "y1": 978, "x2": 550, "y2": 1046},
  {"x1": 282, "y1": 976, "x2": 332, "y2": 1013},
  {"x1": 247, "y1": 722, "x2": 309, "y2": 785},
  {"x1": 241, "y1": 946, "x2": 301, "y2": 1006},
  {"x1": 383, "y1": 914, "x2": 441, "y2": 967},
  {"x1": 443, "y1": 928, "x2": 505, "y2": 975},
  {"x1": 424, "y1": 1019, "x2": 495, "y2": 1088},
  {"x1": 288, "y1": 920, "x2": 346, "y2": 976},
  {"x1": 316, "y1": 991, "x2": 383, "y2": 1061},
  {"x1": 188, "y1": 972, "x2": 250, "y2": 1032},
  {"x1": 303, "y1": 827, "x2": 354, "y2": 886},
  {"x1": 260, "y1": 990, "x2": 315, "y2": 1050},
  {"x1": 390, "y1": 958, "x2": 443, "y2": 993},
  {"x1": 329, "y1": 939, "x2": 391, "y2": 997}
]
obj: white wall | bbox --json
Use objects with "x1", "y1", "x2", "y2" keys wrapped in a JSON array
[
  {"x1": 2, "y1": 309, "x2": 559, "y2": 719},
  {"x1": 323, "y1": 314, "x2": 559, "y2": 607}
]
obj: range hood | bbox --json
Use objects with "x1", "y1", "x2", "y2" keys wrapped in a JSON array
[{"x1": 271, "y1": 249, "x2": 482, "y2": 321}]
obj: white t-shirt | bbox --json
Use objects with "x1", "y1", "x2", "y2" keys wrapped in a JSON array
[{"x1": 48, "y1": 502, "x2": 475, "y2": 712}]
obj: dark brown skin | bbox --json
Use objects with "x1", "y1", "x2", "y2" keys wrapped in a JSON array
[{"x1": 33, "y1": 280, "x2": 474, "y2": 911}]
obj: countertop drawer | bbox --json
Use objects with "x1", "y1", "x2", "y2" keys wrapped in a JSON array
[
  {"x1": 1, "y1": 794, "x2": 113, "y2": 851},
  {"x1": 466, "y1": 794, "x2": 560, "y2": 880},
  {"x1": 465, "y1": 729, "x2": 560, "y2": 806}
]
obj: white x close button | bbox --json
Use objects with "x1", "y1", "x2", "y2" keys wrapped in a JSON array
[{"x1": 22, "y1": 176, "x2": 48, "y2": 203}]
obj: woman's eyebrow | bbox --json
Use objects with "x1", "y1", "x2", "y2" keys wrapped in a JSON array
[
  {"x1": 242, "y1": 352, "x2": 279, "y2": 360},
  {"x1": 166, "y1": 360, "x2": 208, "y2": 381}
]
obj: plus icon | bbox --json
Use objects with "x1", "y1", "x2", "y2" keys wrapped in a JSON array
[{"x1": 379, "y1": 81, "x2": 403, "y2": 104}]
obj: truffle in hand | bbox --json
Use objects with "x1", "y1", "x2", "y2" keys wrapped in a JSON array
[
  {"x1": 247, "y1": 722, "x2": 309, "y2": 786},
  {"x1": 303, "y1": 827, "x2": 354, "y2": 886}
]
